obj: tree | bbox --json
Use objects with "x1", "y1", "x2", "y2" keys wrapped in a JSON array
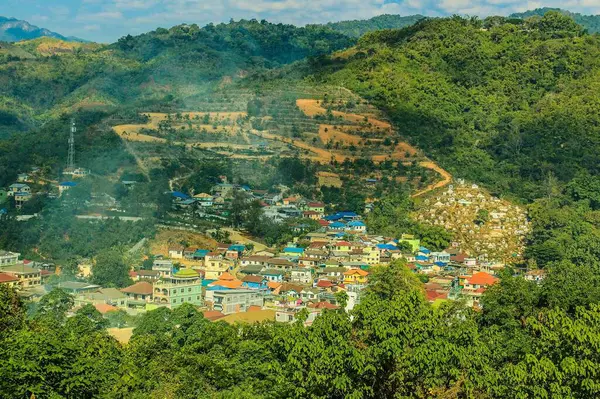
[
  {"x1": 0, "y1": 285, "x2": 24, "y2": 336},
  {"x1": 34, "y1": 288, "x2": 74, "y2": 324},
  {"x1": 91, "y1": 248, "x2": 132, "y2": 288}
]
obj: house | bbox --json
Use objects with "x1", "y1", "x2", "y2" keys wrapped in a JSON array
[
  {"x1": 282, "y1": 247, "x2": 304, "y2": 257},
  {"x1": 14, "y1": 191, "x2": 32, "y2": 209},
  {"x1": 317, "y1": 267, "x2": 347, "y2": 281},
  {"x1": 460, "y1": 272, "x2": 498, "y2": 291},
  {"x1": 153, "y1": 268, "x2": 203, "y2": 308},
  {"x1": 2, "y1": 264, "x2": 41, "y2": 289},
  {"x1": 290, "y1": 268, "x2": 312, "y2": 284},
  {"x1": 303, "y1": 211, "x2": 321, "y2": 220},
  {"x1": 171, "y1": 191, "x2": 190, "y2": 202},
  {"x1": 168, "y1": 246, "x2": 184, "y2": 259},
  {"x1": 334, "y1": 241, "x2": 352, "y2": 252},
  {"x1": 524, "y1": 269, "x2": 546, "y2": 283},
  {"x1": 346, "y1": 220, "x2": 366, "y2": 233},
  {"x1": 0, "y1": 250, "x2": 20, "y2": 267},
  {"x1": 316, "y1": 279, "x2": 335, "y2": 289},
  {"x1": 57, "y1": 281, "x2": 101, "y2": 294},
  {"x1": 328, "y1": 221, "x2": 346, "y2": 231},
  {"x1": 152, "y1": 260, "x2": 174, "y2": 278},
  {"x1": 204, "y1": 256, "x2": 233, "y2": 280},
  {"x1": 209, "y1": 272, "x2": 243, "y2": 289},
  {"x1": 242, "y1": 275, "x2": 268, "y2": 290},
  {"x1": 193, "y1": 249, "x2": 210, "y2": 260},
  {"x1": 240, "y1": 256, "x2": 272, "y2": 268},
  {"x1": 212, "y1": 290, "x2": 263, "y2": 315},
  {"x1": 301, "y1": 287, "x2": 320, "y2": 302},
  {"x1": 431, "y1": 251, "x2": 451, "y2": 264},
  {"x1": 298, "y1": 257, "x2": 319, "y2": 268},
  {"x1": 131, "y1": 270, "x2": 161, "y2": 281},
  {"x1": 0, "y1": 273, "x2": 19, "y2": 288},
  {"x1": 121, "y1": 281, "x2": 153, "y2": 303},
  {"x1": 17, "y1": 173, "x2": 29, "y2": 183},
  {"x1": 75, "y1": 288, "x2": 128, "y2": 309},
  {"x1": 239, "y1": 264, "x2": 265, "y2": 276},
  {"x1": 398, "y1": 234, "x2": 421, "y2": 252},
  {"x1": 307, "y1": 202, "x2": 325, "y2": 213},
  {"x1": 267, "y1": 258, "x2": 294, "y2": 271},
  {"x1": 194, "y1": 193, "x2": 214, "y2": 207},
  {"x1": 7, "y1": 183, "x2": 30, "y2": 196},
  {"x1": 58, "y1": 181, "x2": 77, "y2": 196},
  {"x1": 343, "y1": 268, "x2": 369, "y2": 285},
  {"x1": 260, "y1": 269, "x2": 285, "y2": 283}
]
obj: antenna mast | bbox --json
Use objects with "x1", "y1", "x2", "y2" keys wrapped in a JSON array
[{"x1": 67, "y1": 119, "x2": 75, "y2": 171}]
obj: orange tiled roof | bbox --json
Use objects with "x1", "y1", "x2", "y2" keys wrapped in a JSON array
[
  {"x1": 121, "y1": 281, "x2": 153, "y2": 296},
  {"x1": 218, "y1": 272, "x2": 236, "y2": 281},
  {"x1": 94, "y1": 303, "x2": 119, "y2": 314},
  {"x1": 467, "y1": 272, "x2": 498, "y2": 286},
  {"x1": 344, "y1": 268, "x2": 369, "y2": 276}
]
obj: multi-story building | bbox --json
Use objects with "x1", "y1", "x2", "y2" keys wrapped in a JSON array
[
  {"x1": 212, "y1": 289, "x2": 263, "y2": 314},
  {"x1": 2, "y1": 264, "x2": 41, "y2": 289},
  {"x1": 0, "y1": 251, "x2": 20, "y2": 267},
  {"x1": 153, "y1": 268, "x2": 203, "y2": 308},
  {"x1": 152, "y1": 260, "x2": 174, "y2": 278}
]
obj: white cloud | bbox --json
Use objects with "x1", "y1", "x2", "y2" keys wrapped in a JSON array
[{"x1": 75, "y1": 11, "x2": 124, "y2": 22}]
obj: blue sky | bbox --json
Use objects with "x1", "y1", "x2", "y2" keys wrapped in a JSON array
[{"x1": 2, "y1": 0, "x2": 600, "y2": 42}]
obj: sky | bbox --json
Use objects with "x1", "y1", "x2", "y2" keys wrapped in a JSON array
[{"x1": 2, "y1": 0, "x2": 600, "y2": 42}]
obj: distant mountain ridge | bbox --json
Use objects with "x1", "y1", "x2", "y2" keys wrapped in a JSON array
[
  {"x1": 0, "y1": 16, "x2": 83, "y2": 42},
  {"x1": 510, "y1": 8, "x2": 600, "y2": 33}
]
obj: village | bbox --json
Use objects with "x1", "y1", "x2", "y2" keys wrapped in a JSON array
[{"x1": 0, "y1": 171, "x2": 544, "y2": 341}]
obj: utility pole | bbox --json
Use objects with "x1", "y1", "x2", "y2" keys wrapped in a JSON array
[{"x1": 67, "y1": 119, "x2": 75, "y2": 171}]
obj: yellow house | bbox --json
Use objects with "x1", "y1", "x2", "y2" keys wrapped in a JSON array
[
  {"x1": 361, "y1": 247, "x2": 381, "y2": 266},
  {"x1": 343, "y1": 268, "x2": 369, "y2": 285},
  {"x1": 204, "y1": 257, "x2": 233, "y2": 280},
  {"x1": 3, "y1": 264, "x2": 42, "y2": 289},
  {"x1": 0, "y1": 272, "x2": 19, "y2": 288}
]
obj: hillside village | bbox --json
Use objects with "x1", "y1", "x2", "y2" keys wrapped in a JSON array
[{"x1": 0, "y1": 171, "x2": 541, "y2": 341}]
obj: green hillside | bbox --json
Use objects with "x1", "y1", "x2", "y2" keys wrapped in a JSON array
[
  {"x1": 322, "y1": 14, "x2": 426, "y2": 37},
  {"x1": 0, "y1": 20, "x2": 354, "y2": 136},
  {"x1": 510, "y1": 7, "x2": 600, "y2": 33},
  {"x1": 297, "y1": 12, "x2": 599, "y2": 200}
]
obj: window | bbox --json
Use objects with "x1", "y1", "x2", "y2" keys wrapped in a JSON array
[
  {"x1": 188, "y1": 297, "x2": 191, "y2": 301},
  {"x1": 180, "y1": 288, "x2": 184, "y2": 293},
  {"x1": 188, "y1": 288, "x2": 191, "y2": 292}
]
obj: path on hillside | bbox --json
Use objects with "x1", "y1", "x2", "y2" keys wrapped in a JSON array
[
  {"x1": 295, "y1": 99, "x2": 452, "y2": 197},
  {"x1": 113, "y1": 102, "x2": 452, "y2": 197}
]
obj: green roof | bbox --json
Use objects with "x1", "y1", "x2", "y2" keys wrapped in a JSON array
[{"x1": 174, "y1": 268, "x2": 199, "y2": 278}]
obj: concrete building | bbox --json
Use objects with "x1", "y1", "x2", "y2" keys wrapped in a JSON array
[
  {"x1": 153, "y1": 268, "x2": 203, "y2": 308},
  {"x1": 0, "y1": 251, "x2": 20, "y2": 267},
  {"x1": 212, "y1": 289, "x2": 263, "y2": 315}
]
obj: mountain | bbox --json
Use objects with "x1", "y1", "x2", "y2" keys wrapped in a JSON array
[
  {"x1": 322, "y1": 14, "x2": 426, "y2": 37},
  {"x1": 296, "y1": 12, "x2": 600, "y2": 200},
  {"x1": 510, "y1": 7, "x2": 600, "y2": 33},
  {"x1": 0, "y1": 16, "x2": 83, "y2": 42}
]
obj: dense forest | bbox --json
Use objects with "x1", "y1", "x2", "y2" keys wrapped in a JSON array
[
  {"x1": 321, "y1": 14, "x2": 425, "y2": 38},
  {"x1": 510, "y1": 8, "x2": 600, "y2": 33},
  {"x1": 303, "y1": 12, "x2": 600, "y2": 200}
]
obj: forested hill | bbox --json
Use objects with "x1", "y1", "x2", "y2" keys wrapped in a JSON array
[
  {"x1": 510, "y1": 8, "x2": 600, "y2": 33},
  {"x1": 0, "y1": 20, "x2": 354, "y2": 136},
  {"x1": 322, "y1": 14, "x2": 425, "y2": 37},
  {"x1": 304, "y1": 12, "x2": 600, "y2": 200}
]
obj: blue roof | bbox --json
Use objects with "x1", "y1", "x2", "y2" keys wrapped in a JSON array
[
  {"x1": 59, "y1": 182, "x2": 77, "y2": 187},
  {"x1": 228, "y1": 245, "x2": 246, "y2": 252},
  {"x1": 194, "y1": 249, "x2": 210, "y2": 256},
  {"x1": 334, "y1": 232, "x2": 346, "y2": 238},
  {"x1": 339, "y1": 211, "x2": 358, "y2": 218},
  {"x1": 329, "y1": 222, "x2": 346, "y2": 228},
  {"x1": 201, "y1": 279, "x2": 216, "y2": 287},
  {"x1": 0, "y1": 208, "x2": 7, "y2": 215},
  {"x1": 366, "y1": 178, "x2": 378, "y2": 183},
  {"x1": 434, "y1": 261, "x2": 447, "y2": 267},
  {"x1": 284, "y1": 247, "x2": 304, "y2": 254},
  {"x1": 347, "y1": 221, "x2": 365, "y2": 227},
  {"x1": 179, "y1": 199, "x2": 196, "y2": 205},
  {"x1": 324, "y1": 214, "x2": 343, "y2": 221},
  {"x1": 241, "y1": 185, "x2": 251, "y2": 191},
  {"x1": 419, "y1": 246, "x2": 431, "y2": 254},
  {"x1": 416, "y1": 255, "x2": 429, "y2": 261},
  {"x1": 171, "y1": 191, "x2": 189, "y2": 199},
  {"x1": 376, "y1": 244, "x2": 398, "y2": 250}
]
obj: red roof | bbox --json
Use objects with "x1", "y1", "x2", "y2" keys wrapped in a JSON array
[
  {"x1": 242, "y1": 275, "x2": 265, "y2": 284},
  {"x1": 317, "y1": 280, "x2": 335, "y2": 288},
  {"x1": 426, "y1": 290, "x2": 448, "y2": 302},
  {"x1": 94, "y1": 303, "x2": 119, "y2": 314},
  {"x1": 308, "y1": 202, "x2": 325, "y2": 207},
  {"x1": 467, "y1": 272, "x2": 498, "y2": 286},
  {"x1": 318, "y1": 220, "x2": 330, "y2": 226},
  {"x1": 248, "y1": 305, "x2": 262, "y2": 312},
  {"x1": 336, "y1": 241, "x2": 351, "y2": 246},
  {"x1": 121, "y1": 281, "x2": 153, "y2": 296},
  {"x1": 0, "y1": 273, "x2": 18, "y2": 283},
  {"x1": 303, "y1": 211, "x2": 319, "y2": 215},
  {"x1": 203, "y1": 310, "x2": 226, "y2": 321},
  {"x1": 309, "y1": 241, "x2": 328, "y2": 248}
]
